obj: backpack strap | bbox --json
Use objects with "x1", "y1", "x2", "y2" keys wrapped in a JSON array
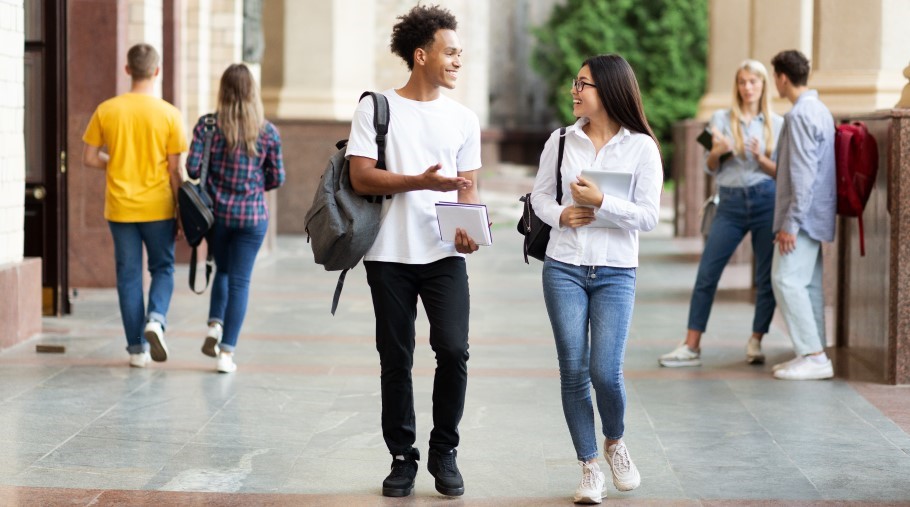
[
  {"x1": 330, "y1": 268, "x2": 349, "y2": 316},
  {"x1": 198, "y1": 114, "x2": 217, "y2": 187},
  {"x1": 359, "y1": 91, "x2": 392, "y2": 202},
  {"x1": 522, "y1": 128, "x2": 566, "y2": 264}
]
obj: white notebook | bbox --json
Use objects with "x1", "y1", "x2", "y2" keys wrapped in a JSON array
[
  {"x1": 435, "y1": 202, "x2": 493, "y2": 246},
  {"x1": 579, "y1": 170, "x2": 634, "y2": 228}
]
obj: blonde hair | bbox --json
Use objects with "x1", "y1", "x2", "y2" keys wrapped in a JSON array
[
  {"x1": 215, "y1": 64, "x2": 264, "y2": 157},
  {"x1": 729, "y1": 59, "x2": 774, "y2": 158}
]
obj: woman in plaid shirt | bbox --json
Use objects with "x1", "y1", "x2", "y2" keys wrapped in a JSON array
[{"x1": 186, "y1": 63, "x2": 285, "y2": 373}]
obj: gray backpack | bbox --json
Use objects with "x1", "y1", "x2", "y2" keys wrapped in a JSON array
[{"x1": 304, "y1": 91, "x2": 390, "y2": 314}]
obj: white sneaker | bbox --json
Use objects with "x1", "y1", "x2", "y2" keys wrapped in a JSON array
[
  {"x1": 746, "y1": 338, "x2": 765, "y2": 364},
  {"x1": 772, "y1": 356, "x2": 801, "y2": 372},
  {"x1": 606, "y1": 441, "x2": 640, "y2": 491},
  {"x1": 202, "y1": 323, "x2": 222, "y2": 358},
  {"x1": 658, "y1": 343, "x2": 701, "y2": 367},
  {"x1": 129, "y1": 351, "x2": 151, "y2": 368},
  {"x1": 573, "y1": 461, "x2": 605, "y2": 504},
  {"x1": 216, "y1": 353, "x2": 237, "y2": 374},
  {"x1": 773, "y1": 356, "x2": 834, "y2": 380},
  {"x1": 143, "y1": 321, "x2": 168, "y2": 362}
]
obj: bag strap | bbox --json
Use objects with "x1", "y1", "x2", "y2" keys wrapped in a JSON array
[
  {"x1": 330, "y1": 269, "x2": 349, "y2": 316},
  {"x1": 556, "y1": 127, "x2": 566, "y2": 204},
  {"x1": 188, "y1": 246, "x2": 214, "y2": 295},
  {"x1": 360, "y1": 91, "x2": 392, "y2": 203},
  {"x1": 198, "y1": 114, "x2": 217, "y2": 187}
]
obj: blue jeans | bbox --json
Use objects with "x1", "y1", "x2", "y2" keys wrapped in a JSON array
[
  {"x1": 542, "y1": 257, "x2": 636, "y2": 462},
  {"x1": 108, "y1": 220, "x2": 176, "y2": 354},
  {"x1": 688, "y1": 180, "x2": 776, "y2": 334},
  {"x1": 771, "y1": 230, "x2": 826, "y2": 356},
  {"x1": 207, "y1": 220, "x2": 268, "y2": 352}
]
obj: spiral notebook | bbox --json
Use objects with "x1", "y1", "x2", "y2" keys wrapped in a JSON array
[{"x1": 435, "y1": 202, "x2": 493, "y2": 246}]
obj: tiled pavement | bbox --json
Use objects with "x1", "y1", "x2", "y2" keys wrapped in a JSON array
[{"x1": 2, "y1": 179, "x2": 910, "y2": 506}]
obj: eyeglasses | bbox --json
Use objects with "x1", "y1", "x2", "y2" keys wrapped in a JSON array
[{"x1": 572, "y1": 78, "x2": 597, "y2": 93}]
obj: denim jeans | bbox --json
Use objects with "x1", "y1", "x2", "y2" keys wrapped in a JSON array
[
  {"x1": 771, "y1": 230, "x2": 826, "y2": 356},
  {"x1": 207, "y1": 220, "x2": 268, "y2": 352},
  {"x1": 364, "y1": 257, "x2": 470, "y2": 456},
  {"x1": 542, "y1": 257, "x2": 636, "y2": 462},
  {"x1": 108, "y1": 219, "x2": 176, "y2": 354},
  {"x1": 688, "y1": 180, "x2": 776, "y2": 334}
]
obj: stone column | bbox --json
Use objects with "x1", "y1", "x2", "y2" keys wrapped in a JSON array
[{"x1": 126, "y1": 0, "x2": 164, "y2": 97}]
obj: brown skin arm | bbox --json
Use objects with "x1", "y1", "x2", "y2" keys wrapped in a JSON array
[
  {"x1": 454, "y1": 170, "x2": 480, "y2": 254},
  {"x1": 82, "y1": 144, "x2": 108, "y2": 170},
  {"x1": 348, "y1": 156, "x2": 472, "y2": 195}
]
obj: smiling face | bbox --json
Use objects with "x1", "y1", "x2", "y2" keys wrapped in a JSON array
[
  {"x1": 571, "y1": 65, "x2": 601, "y2": 118},
  {"x1": 419, "y1": 29, "x2": 462, "y2": 90},
  {"x1": 736, "y1": 69, "x2": 764, "y2": 109}
]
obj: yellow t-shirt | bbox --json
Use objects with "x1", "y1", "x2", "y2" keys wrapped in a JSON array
[{"x1": 82, "y1": 93, "x2": 188, "y2": 222}]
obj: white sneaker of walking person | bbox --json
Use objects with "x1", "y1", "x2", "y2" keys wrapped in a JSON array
[
  {"x1": 746, "y1": 337, "x2": 765, "y2": 364},
  {"x1": 202, "y1": 322, "x2": 223, "y2": 358},
  {"x1": 773, "y1": 354, "x2": 833, "y2": 380},
  {"x1": 658, "y1": 342, "x2": 701, "y2": 367},
  {"x1": 129, "y1": 351, "x2": 151, "y2": 368},
  {"x1": 143, "y1": 320, "x2": 168, "y2": 362},
  {"x1": 574, "y1": 461, "x2": 606, "y2": 504},
  {"x1": 772, "y1": 355, "x2": 801, "y2": 372},
  {"x1": 216, "y1": 352, "x2": 237, "y2": 374},
  {"x1": 606, "y1": 441, "x2": 641, "y2": 491}
]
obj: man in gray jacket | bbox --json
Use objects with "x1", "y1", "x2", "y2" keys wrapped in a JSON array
[{"x1": 768, "y1": 50, "x2": 836, "y2": 380}]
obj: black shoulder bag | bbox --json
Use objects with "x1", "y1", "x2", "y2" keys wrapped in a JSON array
[
  {"x1": 517, "y1": 127, "x2": 566, "y2": 263},
  {"x1": 177, "y1": 114, "x2": 216, "y2": 294}
]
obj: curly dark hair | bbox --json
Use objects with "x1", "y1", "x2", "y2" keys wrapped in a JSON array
[
  {"x1": 390, "y1": 4, "x2": 458, "y2": 71},
  {"x1": 771, "y1": 50, "x2": 810, "y2": 87}
]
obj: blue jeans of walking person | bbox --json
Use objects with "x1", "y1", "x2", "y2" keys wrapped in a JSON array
[
  {"x1": 542, "y1": 258, "x2": 636, "y2": 462},
  {"x1": 108, "y1": 219, "x2": 176, "y2": 354},
  {"x1": 688, "y1": 179, "x2": 776, "y2": 334},
  {"x1": 207, "y1": 220, "x2": 268, "y2": 352}
]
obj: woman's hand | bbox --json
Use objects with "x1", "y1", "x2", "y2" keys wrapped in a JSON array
[
  {"x1": 746, "y1": 137, "x2": 762, "y2": 159},
  {"x1": 711, "y1": 126, "x2": 733, "y2": 156},
  {"x1": 559, "y1": 205, "x2": 596, "y2": 228},
  {"x1": 570, "y1": 175, "x2": 603, "y2": 208}
]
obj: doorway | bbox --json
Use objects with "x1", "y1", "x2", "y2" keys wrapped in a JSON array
[{"x1": 24, "y1": 0, "x2": 68, "y2": 315}]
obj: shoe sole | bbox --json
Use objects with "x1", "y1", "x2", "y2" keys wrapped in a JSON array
[
  {"x1": 746, "y1": 355, "x2": 765, "y2": 365},
  {"x1": 573, "y1": 494, "x2": 603, "y2": 504},
  {"x1": 144, "y1": 329, "x2": 168, "y2": 362},
  {"x1": 382, "y1": 486, "x2": 413, "y2": 497},
  {"x1": 202, "y1": 337, "x2": 219, "y2": 358},
  {"x1": 774, "y1": 371, "x2": 834, "y2": 380},
  {"x1": 434, "y1": 481, "x2": 464, "y2": 497},
  {"x1": 658, "y1": 359, "x2": 701, "y2": 367}
]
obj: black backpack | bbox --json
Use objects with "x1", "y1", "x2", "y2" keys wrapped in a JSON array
[
  {"x1": 177, "y1": 114, "x2": 216, "y2": 294},
  {"x1": 304, "y1": 92, "x2": 390, "y2": 314}
]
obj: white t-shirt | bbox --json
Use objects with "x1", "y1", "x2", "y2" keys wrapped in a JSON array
[
  {"x1": 346, "y1": 89, "x2": 482, "y2": 264},
  {"x1": 530, "y1": 119, "x2": 664, "y2": 268}
]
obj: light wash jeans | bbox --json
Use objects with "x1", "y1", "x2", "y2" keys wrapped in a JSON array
[
  {"x1": 542, "y1": 257, "x2": 636, "y2": 462},
  {"x1": 771, "y1": 230, "x2": 826, "y2": 356},
  {"x1": 207, "y1": 220, "x2": 268, "y2": 352},
  {"x1": 688, "y1": 180, "x2": 776, "y2": 333},
  {"x1": 108, "y1": 219, "x2": 176, "y2": 354}
]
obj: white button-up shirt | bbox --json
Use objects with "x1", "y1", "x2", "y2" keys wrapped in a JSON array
[{"x1": 530, "y1": 119, "x2": 664, "y2": 268}]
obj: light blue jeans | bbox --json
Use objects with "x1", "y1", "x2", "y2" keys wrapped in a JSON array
[
  {"x1": 542, "y1": 257, "x2": 636, "y2": 462},
  {"x1": 207, "y1": 220, "x2": 268, "y2": 352},
  {"x1": 771, "y1": 230, "x2": 826, "y2": 356},
  {"x1": 108, "y1": 219, "x2": 176, "y2": 354}
]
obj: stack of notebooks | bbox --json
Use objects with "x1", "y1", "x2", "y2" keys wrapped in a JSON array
[{"x1": 435, "y1": 202, "x2": 493, "y2": 246}]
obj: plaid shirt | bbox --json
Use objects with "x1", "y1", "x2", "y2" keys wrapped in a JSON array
[{"x1": 186, "y1": 116, "x2": 285, "y2": 228}]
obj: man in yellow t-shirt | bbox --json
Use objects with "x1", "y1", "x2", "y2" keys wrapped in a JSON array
[{"x1": 82, "y1": 43, "x2": 188, "y2": 368}]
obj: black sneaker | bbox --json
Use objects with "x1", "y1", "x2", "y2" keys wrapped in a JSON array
[
  {"x1": 427, "y1": 448, "x2": 464, "y2": 496},
  {"x1": 382, "y1": 456, "x2": 418, "y2": 497}
]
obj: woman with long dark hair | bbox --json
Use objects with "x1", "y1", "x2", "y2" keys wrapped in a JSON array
[
  {"x1": 530, "y1": 54, "x2": 663, "y2": 503},
  {"x1": 185, "y1": 63, "x2": 284, "y2": 373}
]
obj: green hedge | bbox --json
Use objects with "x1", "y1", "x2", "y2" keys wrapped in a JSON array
[{"x1": 532, "y1": 0, "x2": 708, "y2": 164}]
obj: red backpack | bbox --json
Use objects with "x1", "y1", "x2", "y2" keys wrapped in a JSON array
[{"x1": 835, "y1": 121, "x2": 878, "y2": 256}]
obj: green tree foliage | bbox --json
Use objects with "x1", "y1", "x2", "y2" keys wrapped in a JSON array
[{"x1": 532, "y1": 0, "x2": 707, "y2": 161}]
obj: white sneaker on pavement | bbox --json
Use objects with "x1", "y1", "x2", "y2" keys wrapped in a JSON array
[
  {"x1": 143, "y1": 320, "x2": 168, "y2": 362},
  {"x1": 773, "y1": 356, "x2": 834, "y2": 380},
  {"x1": 772, "y1": 356, "x2": 801, "y2": 372},
  {"x1": 746, "y1": 337, "x2": 765, "y2": 364},
  {"x1": 216, "y1": 353, "x2": 237, "y2": 374},
  {"x1": 573, "y1": 461, "x2": 605, "y2": 504},
  {"x1": 202, "y1": 323, "x2": 222, "y2": 358},
  {"x1": 129, "y1": 351, "x2": 151, "y2": 368},
  {"x1": 658, "y1": 343, "x2": 701, "y2": 367},
  {"x1": 606, "y1": 441, "x2": 640, "y2": 491}
]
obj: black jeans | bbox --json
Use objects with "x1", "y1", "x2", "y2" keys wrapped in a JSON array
[{"x1": 365, "y1": 257, "x2": 470, "y2": 456}]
